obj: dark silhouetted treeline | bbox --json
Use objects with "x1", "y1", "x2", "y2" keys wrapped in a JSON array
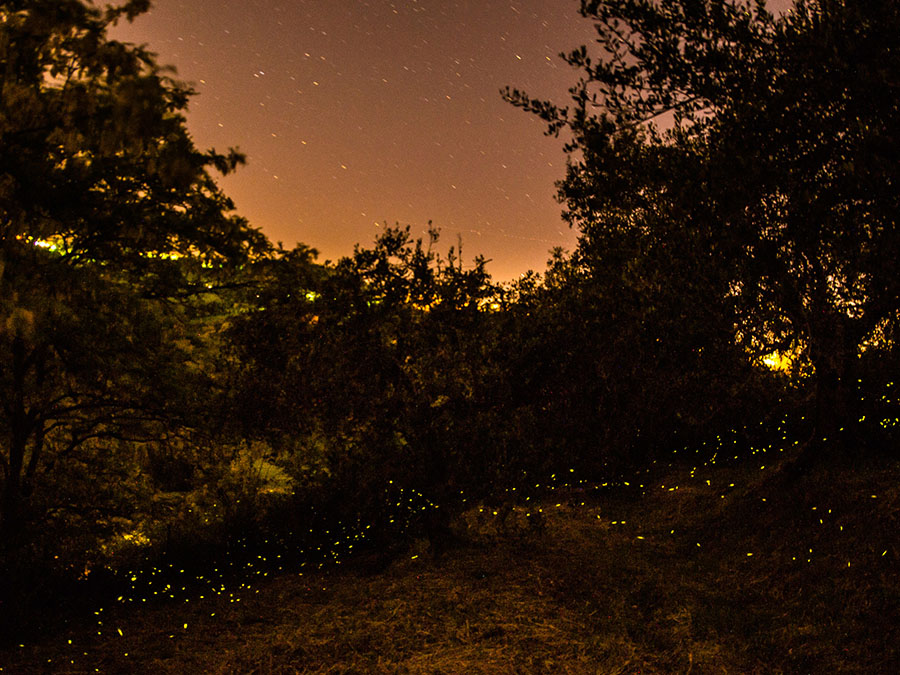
[{"x1": 2, "y1": 0, "x2": 899, "y2": 642}]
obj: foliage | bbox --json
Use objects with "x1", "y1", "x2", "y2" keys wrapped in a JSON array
[
  {"x1": 226, "y1": 226, "x2": 502, "y2": 545},
  {"x1": 0, "y1": 0, "x2": 267, "y2": 273},
  {"x1": 0, "y1": 0, "x2": 267, "y2": 549},
  {"x1": 505, "y1": 0, "x2": 900, "y2": 454},
  {"x1": 4, "y1": 0, "x2": 899, "y2": 649},
  {"x1": 498, "y1": 249, "x2": 772, "y2": 476}
]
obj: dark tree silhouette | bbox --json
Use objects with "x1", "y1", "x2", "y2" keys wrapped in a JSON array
[
  {"x1": 0, "y1": 0, "x2": 267, "y2": 546},
  {"x1": 226, "y1": 227, "x2": 500, "y2": 551},
  {"x1": 506, "y1": 0, "x2": 900, "y2": 460}
]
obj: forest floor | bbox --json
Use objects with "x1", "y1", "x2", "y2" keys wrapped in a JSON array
[{"x1": 2, "y1": 450, "x2": 898, "y2": 674}]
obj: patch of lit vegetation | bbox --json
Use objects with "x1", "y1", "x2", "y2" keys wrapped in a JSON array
[{"x1": 760, "y1": 350, "x2": 795, "y2": 372}]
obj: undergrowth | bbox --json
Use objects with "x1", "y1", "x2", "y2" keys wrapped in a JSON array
[{"x1": 1, "y1": 441, "x2": 897, "y2": 674}]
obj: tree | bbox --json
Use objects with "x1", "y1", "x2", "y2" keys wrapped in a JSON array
[
  {"x1": 0, "y1": 0, "x2": 268, "y2": 546},
  {"x1": 226, "y1": 227, "x2": 500, "y2": 549},
  {"x1": 506, "y1": 0, "x2": 900, "y2": 458}
]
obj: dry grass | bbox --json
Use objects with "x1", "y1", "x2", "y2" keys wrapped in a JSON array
[{"x1": 2, "y1": 452, "x2": 898, "y2": 674}]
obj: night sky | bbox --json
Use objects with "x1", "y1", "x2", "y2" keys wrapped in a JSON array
[{"x1": 112, "y1": 0, "x2": 792, "y2": 281}]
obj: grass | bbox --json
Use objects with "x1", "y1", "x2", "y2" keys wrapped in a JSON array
[{"x1": 1, "y1": 447, "x2": 898, "y2": 673}]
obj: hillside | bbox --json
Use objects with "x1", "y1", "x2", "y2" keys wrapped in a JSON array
[{"x1": 2, "y1": 448, "x2": 898, "y2": 674}]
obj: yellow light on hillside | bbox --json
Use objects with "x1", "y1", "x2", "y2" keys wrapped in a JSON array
[{"x1": 761, "y1": 350, "x2": 794, "y2": 372}]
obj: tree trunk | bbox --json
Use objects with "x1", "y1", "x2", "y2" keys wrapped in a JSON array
[
  {"x1": 0, "y1": 447, "x2": 23, "y2": 547},
  {"x1": 0, "y1": 419, "x2": 30, "y2": 550},
  {"x1": 1, "y1": 336, "x2": 31, "y2": 549},
  {"x1": 806, "y1": 313, "x2": 858, "y2": 464}
]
